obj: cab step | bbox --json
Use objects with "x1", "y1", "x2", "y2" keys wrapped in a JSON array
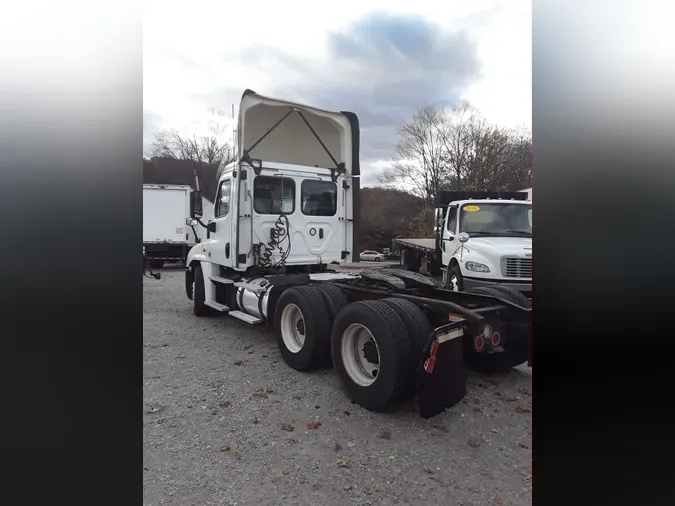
[
  {"x1": 204, "y1": 300, "x2": 229, "y2": 312},
  {"x1": 210, "y1": 276, "x2": 234, "y2": 285},
  {"x1": 228, "y1": 310, "x2": 262, "y2": 325}
]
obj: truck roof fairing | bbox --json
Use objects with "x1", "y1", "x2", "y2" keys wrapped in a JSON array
[{"x1": 237, "y1": 89, "x2": 360, "y2": 178}]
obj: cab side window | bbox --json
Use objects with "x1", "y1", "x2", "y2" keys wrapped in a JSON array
[
  {"x1": 215, "y1": 180, "x2": 231, "y2": 218},
  {"x1": 447, "y1": 207, "x2": 458, "y2": 233}
]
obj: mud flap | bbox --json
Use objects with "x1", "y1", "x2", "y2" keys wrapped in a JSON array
[{"x1": 417, "y1": 321, "x2": 467, "y2": 419}]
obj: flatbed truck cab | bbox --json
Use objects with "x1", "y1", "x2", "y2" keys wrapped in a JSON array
[
  {"x1": 439, "y1": 195, "x2": 532, "y2": 296},
  {"x1": 395, "y1": 191, "x2": 532, "y2": 298}
]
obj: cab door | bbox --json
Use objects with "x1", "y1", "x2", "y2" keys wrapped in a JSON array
[
  {"x1": 441, "y1": 205, "x2": 459, "y2": 267},
  {"x1": 206, "y1": 175, "x2": 234, "y2": 267}
]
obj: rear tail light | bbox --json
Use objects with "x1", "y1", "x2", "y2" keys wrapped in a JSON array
[
  {"x1": 474, "y1": 336, "x2": 485, "y2": 351},
  {"x1": 491, "y1": 332, "x2": 501, "y2": 346}
]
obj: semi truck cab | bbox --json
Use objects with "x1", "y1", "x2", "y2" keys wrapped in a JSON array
[{"x1": 178, "y1": 91, "x2": 531, "y2": 418}]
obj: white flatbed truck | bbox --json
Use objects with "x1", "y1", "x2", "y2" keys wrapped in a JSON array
[
  {"x1": 394, "y1": 191, "x2": 532, "y2": 298},
  {"x1": 179, "y1": 90, "x2": 532, "y2": 418}
]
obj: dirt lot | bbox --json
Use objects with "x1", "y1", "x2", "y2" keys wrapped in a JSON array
[{"x1": 143, "y1": 266, "x2": 532, "y2": 506}]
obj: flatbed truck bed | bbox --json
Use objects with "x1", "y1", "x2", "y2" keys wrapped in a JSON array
[{"x1": 392, "y1": 238, "x2": 435, "y2": 252}]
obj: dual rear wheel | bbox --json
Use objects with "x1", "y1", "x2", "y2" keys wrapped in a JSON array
[{"x1": 275, "y1": 285, "x2": 436, "y2": 411}]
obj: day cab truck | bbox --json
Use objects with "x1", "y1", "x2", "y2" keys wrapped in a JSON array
[
  {"x1": 182, "y1": 90, "x2": 532, "y2": 419},
  {"x1": 394, "y1": 191, "x2": 532, "y2": 298}
]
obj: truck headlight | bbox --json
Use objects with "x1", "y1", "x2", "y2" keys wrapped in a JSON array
[{"x1": 465, "y1": 261, "x2": 490, "y2": 273}]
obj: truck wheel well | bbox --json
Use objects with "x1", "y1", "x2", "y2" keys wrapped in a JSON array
[{"x1": 449, "y1": 258, "x2": 460, "y2": 267}]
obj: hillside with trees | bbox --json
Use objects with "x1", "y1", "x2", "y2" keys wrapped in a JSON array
[{"x1": 144, "y1": 101, "x2": 531, "y2": 251}]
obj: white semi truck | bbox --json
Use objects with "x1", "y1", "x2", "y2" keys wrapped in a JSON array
[{"x1": 182, "y1": 90, "x2": 532, "y2": 418}]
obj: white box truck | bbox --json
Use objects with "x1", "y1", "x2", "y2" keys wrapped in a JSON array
[{"x1": 143, "y1": 184, "x2": 206, "y2": 269}]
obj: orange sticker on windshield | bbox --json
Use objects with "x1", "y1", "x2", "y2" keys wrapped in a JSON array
[{"x1": 463, "y1": 205, "x2": 480, "y2": 212}]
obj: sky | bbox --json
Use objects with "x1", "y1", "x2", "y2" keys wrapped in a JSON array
[{"x1": 143, "y1": 0, "x2": 531, "y2": 186}]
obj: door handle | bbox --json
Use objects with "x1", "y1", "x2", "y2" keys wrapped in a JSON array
[
  {"x1": 225, "y1": 243, "x2": 230, "y2": 259},
  {"x1": 319, "y1": 228, "x2": 324, "y2": 239}
]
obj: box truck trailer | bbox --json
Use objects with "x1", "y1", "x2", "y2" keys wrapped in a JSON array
[{"x1": 143, "y1": 184, "x2": 208, "y2": 269}]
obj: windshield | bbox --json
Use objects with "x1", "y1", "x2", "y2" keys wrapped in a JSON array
[{"x1": 459, "y1": 203, "x2": 532, "y2": 237}]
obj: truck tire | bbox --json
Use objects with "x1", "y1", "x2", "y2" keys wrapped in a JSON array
[
  {"x1": 193, "y1": 265, "x2": 209, "y2": 317},
  {"x1": 149, "y1": 259, "x2": 164, "y2": 270},
  {"x1": 185, "y1": 267, "x2": 194, "y2": 300},
  {"x1": 381, "y1": 298, "x2": 434, "y2": 400},
  {"x1": 381, "y1": 298, "x2": 433, "y2": 353},
  {"x1": 314, "y1": 284, "x2": 349, "y2": 326},
  {"x1": 447, "y1": 264, "x2": 464, "y2": 291},
  {"x1": 331, "y1": 300, "x2": 415, "y2": 411},
  {"x1": 275, "y1": 286, "x2": 332, "y2": 371}
]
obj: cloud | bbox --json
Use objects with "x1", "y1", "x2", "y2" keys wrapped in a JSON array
[
  {"x1": 143, "y1": 2, "x2": 531, "y2": 175},
  {"x1": 294, "y1": 13, "x2": 481, "y2": 174},
  {"x1": 191, "y1": 12, "x2": 480, "y2": 178}
]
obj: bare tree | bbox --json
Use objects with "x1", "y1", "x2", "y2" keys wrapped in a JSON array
[
  {"x1": 383, "y1": 102, "x2": 532, "y2": 196},
  {"x1": 378, "y1": 104, "x2": 448, "y2": 206},
  {"x1": 150, "y1": 107, "x2": 235, "y2": 167},
  {"x1": 436, "y1": 101, "x2": 478, "y2": 190},
  {"x1": 497, "y1": 127, "x2": 532, "y2": 190}
]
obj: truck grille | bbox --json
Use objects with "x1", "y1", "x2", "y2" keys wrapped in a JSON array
[{"x1": 500, "y1": 256, "x2": 532, "y2": 278}]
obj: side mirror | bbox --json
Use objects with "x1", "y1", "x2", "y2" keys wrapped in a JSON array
[
  {"x1": 458, "y1": 232, "x2": 470, "y2": 243},
  {"x1": 190, "y1": 190, "x2": 203, "y2": 218}
]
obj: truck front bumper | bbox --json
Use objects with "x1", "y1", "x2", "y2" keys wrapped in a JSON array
[{"x1": 463, "y1": 276, "x2": 531, "y2": 295}]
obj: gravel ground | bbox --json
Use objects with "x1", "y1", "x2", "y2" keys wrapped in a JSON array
[{"x1": 144, "y1": 266, "x2": 532, "y2": 506}]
